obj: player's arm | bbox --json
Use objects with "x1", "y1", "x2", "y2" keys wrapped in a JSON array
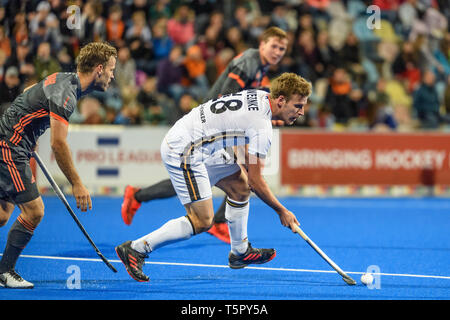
[
  {"x1": 246, "y1": 153, "x2": 299, "y2": 232},
  {"x1": 50, "y1": 117, "x2": 92, "y2": 212},
  {"x1": 218, "y1": 67, "x2": 249, "y2": 96}
]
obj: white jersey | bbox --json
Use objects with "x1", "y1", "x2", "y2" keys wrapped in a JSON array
[{"x1": 163, "y1": 89, "x2": 273, "y2": 166}]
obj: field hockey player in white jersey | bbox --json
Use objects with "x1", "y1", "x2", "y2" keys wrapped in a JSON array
[{"x1": 115, "y1": 73, "x2": 312, "y2": 282}]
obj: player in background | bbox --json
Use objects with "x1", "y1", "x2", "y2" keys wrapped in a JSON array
[
  {"x1": 0, "y1": 42, "x2": 117, "y2": 289},
  {"x1": 121, "y1": 27, "x2": 289, "y2": 243},
  {"x1": 116, "y1": 73, "x2": 312, "y2": 282}
]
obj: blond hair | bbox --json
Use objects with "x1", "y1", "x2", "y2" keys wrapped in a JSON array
[
  {"x1": 260, "y1": 26, "x2": 288, "y2": 43},
  {"x1": 270, "y1": 73, "x2": 312, "y2": 101},
  {"x1": 76, "y1": 42, "x2": 117, "y2": 74}
]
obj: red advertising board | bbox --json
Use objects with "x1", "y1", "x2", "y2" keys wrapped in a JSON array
[{"x1": 281, "y1": 130, "x2": 450, "y2": 185}]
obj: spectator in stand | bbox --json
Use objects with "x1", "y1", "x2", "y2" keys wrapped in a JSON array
[
  {"x1": 156, "y1": 45, "x2": 184, "y2": 101},
  {"x1": 372, "y1": 0, "x2": 401, "y2": 24},
  {"x1": 115, "y1": 46, "x2": 137, "y2": 95},
  {"x1": 114, "y1": 102, "x2": 142, "y2": 125},
  {"x1": 177, "y1": 92, "x2": 197, "y2": 118},
  {"x1": 126, "y1": 10, "x2": 152, "y2": 75},
  {"x1": 31, "y1": 1, "x2": 62, "y2": 51},
  {"x1": 197, "y1": 25, "x2": 222, "y2": 64},
  {"x1": 349, "y1": 88, "x2": 370, "y2": 120},
  {"x1": 137, "y1": 77, "x2": 166, "y2": 125},
  {"x1": 167, "y1": 5, "x2": 195, "y2": 47},
  {"x1": 0, "y1": 66, "x2": 21, "y2": 105},
  {"x1": 29, "y1": 1, "x2": 57, "y2": 35},
  {"x1": 196, "y1": 12, "x2": 226, "y2": 62},
  {"x1": 324, "y1": 68, "x2": 354, "y2": 124},
  {"x1": 78, "y1": 97, "x2": 105, "y2": 125},
  {"x1": 295, "y1": 29, "x2": 321, "y2": 82},
  {"x1": 130, "y1": 0, "x2": 150, "y2": 21},
  {"x1": 224, "y1": 27, "x2": 247, "y2": 55},
  {"x1": 208, "y1": 47, "x2": 234, "y2": 84},
  {"x1": 33, "y1": 41, "x2": 61, "y2": 81},
  {"x1": 270, "y1": 5, "x2": 290, "y2": 31},
  {"x1": 413, "y1": 69, "x2": 441, "y2": 129},
  {"x1": 4, "y1": 40, "x2": 34, "y2": 84},
  {"x1": 125, "y1": 10, "x2": 151, "y2": 44},
  {"x1": 181, "y1": 44, "x2": 209, "y2": 101},
  {"x1": 151, "y1": 18, "x2": 173, "y2": 62},
  {"x1": 306, "y1": 0, "x2": 331, "y2": 25},
  {"x1": 398, "y1": 0, "x2": 419, "y2": 37},
  {"x1": 11, "y1": 12, "x2": 29, "y2": 47},
  {"x1": 392, "y1": 40, "x2": 421, "y2": 92},
  {"x1": 338, "y1": 32, "x2": 362, "y2": 72},
  {"x1": 0, "y1": 26, "x2": 11, "y2": 58},
  {"x1": 149, "y1": 0, "x2": 171, "y2": 21},
  {"x1": 105, "y1": 4, "x2": 125, "y2": 47},
  {"x1": 432, "y1": 32, "x2": 450, "y2": 79},
  {"x1": 367, "y1": 92, "x2": 398, "y2": 131},
  {"x1": 76, "y1": 0, "x2": 106, "y2": 46},
  {"x1": 296, "y1": 12, "x2": 318, "y2": 37},
  {"x1": 412, "y1": 35, "x2": 441, "y2": 74},
  {"x1": 232, "y1": 5, "x2": 251, "y2": 43},
  {"x1": 315, "y1": 29, "x2": 339, "y2": 79},
  {"x1": 56, "y1": 47, "x2": 74, "y2": 72},
  {"x1": 208, "y1": 11, "x2": 226, "y2": 42}
]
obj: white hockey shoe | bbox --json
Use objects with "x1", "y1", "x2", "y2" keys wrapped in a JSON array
[{"x1": 0, "y1": 270, "x2": 34, "y2": 289}]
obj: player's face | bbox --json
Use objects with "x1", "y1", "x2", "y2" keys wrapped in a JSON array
[
  {"x1": 260, "y1": 37, "x2": 288, "y2": 66},
  {"x1": 95, "y1": 56, "x2": 116, "y2": 91},
  {"x1": 280, "y1": 94, "x2": 308, "y2": 125}
]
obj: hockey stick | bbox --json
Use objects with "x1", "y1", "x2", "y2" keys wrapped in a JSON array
[
  {"x1": 294, "y1": 225, "x2": 356, "y2": 285},
  {"x1": 32, "y1": 151, "x2": 117, "y2": 273}
]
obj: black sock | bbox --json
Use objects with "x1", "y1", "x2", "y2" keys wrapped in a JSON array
[
  {"x1": 0, "y1": 216, "x2": 34, "y2": 273},
  {"x1": 213, "y1": 196, "x2": 227, "y2": 223},
  {"x1": 134, "y1": 179, "x2": 177, "y2": 202}
]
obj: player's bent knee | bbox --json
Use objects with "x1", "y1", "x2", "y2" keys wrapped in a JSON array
[
  {"x1": 196, "y1": 215, "x2": 214, "y2": 234},
  {"x1": 188, "y1": 212, "x2": 214, "y2": 234},
  {"x1": 227, "y1": 184, "x2": 250, "y2": 203},
  {"x1": 0, "y1": 201, "x2": 15, "y2": 227},
  {"x1": 18, "y1": 198, "x2": 45, "y2": 226},
  {"x1": 0, "y1": 216, "x2": 9, "y2": 227},
  {"x1": 217, "y1": 171, "x2": 250, "y2": 203}
]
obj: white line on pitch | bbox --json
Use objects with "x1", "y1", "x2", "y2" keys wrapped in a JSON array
[{"x1": 10, "y1": 253, "x2": 450, "y2": 281}]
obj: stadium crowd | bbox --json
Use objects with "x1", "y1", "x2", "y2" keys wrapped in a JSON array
[{"x1": 0, "y1": 0, "x2": 449, "y2": 131}]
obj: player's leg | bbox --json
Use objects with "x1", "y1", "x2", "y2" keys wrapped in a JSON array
[
  {"x1": 213, "y1": 196, "x2": 226, "y2": 222},
  {"x1": 0, "y1": 197, "x2": 43, "y2": 289},
  {"x1": 135, "y1": 179, "x2": 176, "y2": 202},
  {"x1": 130, "y1": 197, "x2": 214, "y2": 254},
  {"x1": 207, "y1": 196, "x2": 230, "y2": 243},
  {"x1": 208, "y1": 149, "x2": 244, "y2": 241},
  {"x1": 0, "y1": 199, "x2": 15, "y2": 228},
  {"x1": 0, "y1": 147, "x2": 41, "y2": 288},
  {"x1": 215, "y1": 169, "x2": 250, "y2": 253},
  {"x1": 116, "y1": 198, "x2": 213, "y2": 282},
  {"x1": 116, "y1": 159, "x2": 214, "y2": 282},
  {"x1": 121, "y1": 179, "x2": 177, "y2": 225},
  {"x1": 215, "y1": 168, "x2": 276, "y2": 269}
]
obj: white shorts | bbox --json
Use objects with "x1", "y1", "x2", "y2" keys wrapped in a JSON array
[{"x1": 161, "y1": 139, "x2": 241, "y2": 205}]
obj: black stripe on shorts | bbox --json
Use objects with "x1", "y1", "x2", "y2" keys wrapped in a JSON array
[{"x1": 181, "y1": 163, "x2": 200, "y2": 202}]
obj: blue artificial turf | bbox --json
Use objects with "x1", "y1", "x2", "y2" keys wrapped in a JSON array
[{"x1": 1, "y1": 196, "x2": 450, "y2": 300}]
